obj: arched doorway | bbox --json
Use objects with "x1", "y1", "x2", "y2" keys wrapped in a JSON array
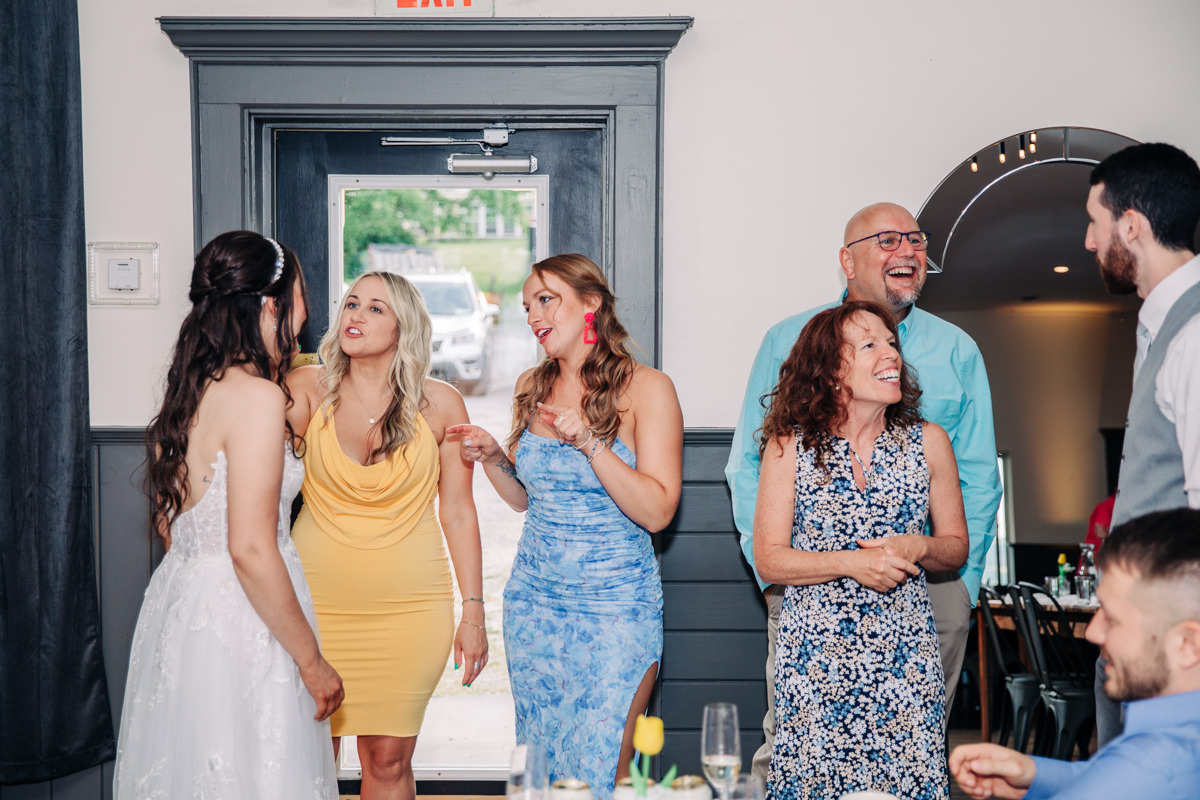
[{"x1": 916, "y1": 127, "x2": 1141, "y2": 570}]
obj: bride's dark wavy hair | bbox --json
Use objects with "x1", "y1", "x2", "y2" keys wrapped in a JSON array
[{"x1": 145, "y1": 230, "x2": 308, "y2": 534}]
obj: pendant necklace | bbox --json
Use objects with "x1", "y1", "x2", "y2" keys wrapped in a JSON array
[
  {"x1": 349, "y1": 383, "x2": 386, "y2": 426},
  {"x1": 366, "y1": 400, "x2": 385, "y2": 425}
]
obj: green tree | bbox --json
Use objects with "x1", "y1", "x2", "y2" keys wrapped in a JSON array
[
  {"x1": 465, "y1": 189, "x2": 530, "y2": 232},
  {"x1": 342, "y1": 189, "x2": 436, "y2": 279},
  {"x1": 342, "y1": 187, "x2": 535, "y2": 281}
]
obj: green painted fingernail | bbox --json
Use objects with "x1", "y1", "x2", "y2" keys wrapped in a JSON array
[{"x1": 454, "y1": 663, "x2": 460, "y2": 670}]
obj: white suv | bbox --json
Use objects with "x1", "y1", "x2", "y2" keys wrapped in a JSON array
[{"x1": 406, "y1": 270, "x2": 498, "y2": 396}]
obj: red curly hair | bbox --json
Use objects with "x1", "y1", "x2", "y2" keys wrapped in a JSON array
[{"x1": 758, "y1": 300, "x2": 923, "y2": 474}]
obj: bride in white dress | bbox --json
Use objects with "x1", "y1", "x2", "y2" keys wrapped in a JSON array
[{"x1": 114, "y1": 231, "x2": 343, "y2": 799}]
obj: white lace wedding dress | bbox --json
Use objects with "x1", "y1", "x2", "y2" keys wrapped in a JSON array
[{"x1": 114, "y1": 448, "x2": 337, "y2": 799}]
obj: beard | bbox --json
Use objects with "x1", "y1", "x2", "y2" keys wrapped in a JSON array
[
  {"x1": 886, "y1": 283, "x2": 921, "y2": 309},
  {"x1": 1098, "y1": 236, "x2": 1138, "y2": 295},
  {"x1": 1102, "y1": 643, "x2": 1169, "y2": 702},
  {"x1": 884, "y1": 259, "x2": 923, "y2": 309}
]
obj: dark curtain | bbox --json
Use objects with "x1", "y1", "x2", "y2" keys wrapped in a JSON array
[{"x1": 0, "y1": 0, "x2": 116, "y2": 784}]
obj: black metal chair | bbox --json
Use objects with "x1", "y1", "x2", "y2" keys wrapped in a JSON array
[
  {"x1": 978, "y1": 585, "x2": 1041, "y2": 751},
  {"x1": 1013, "y1": 582, "x2": 1095, "y2": 760}
]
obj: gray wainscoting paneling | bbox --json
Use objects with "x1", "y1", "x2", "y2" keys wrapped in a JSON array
[
  {"x1": 658, "y1": 429, "x2": 766, "y2": 779},
  {"x1": 90, "y1": 429, "x2": 158, "y2": 740},
  {"x1": 0, "y1": 763, "x2": 111, "y2": 799}
]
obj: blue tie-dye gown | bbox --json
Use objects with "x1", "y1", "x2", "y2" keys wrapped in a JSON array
[
  {"x1": 504, "y1": 431, "x2": 663, "y2": 799},
  {"x1": 768, "y1": 422, "x2": 949, "y2": 800}
]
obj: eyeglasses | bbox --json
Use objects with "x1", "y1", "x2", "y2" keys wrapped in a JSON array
[{"x1": 845, "y1": 230, "x2": 930, "y2": 252}]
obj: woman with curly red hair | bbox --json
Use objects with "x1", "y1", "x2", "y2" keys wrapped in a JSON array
[{"x1": 753, "y1": 300, "x2": 968, "y2": 800}]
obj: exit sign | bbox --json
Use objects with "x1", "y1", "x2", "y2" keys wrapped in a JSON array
[{"x1": 376, "y1": 0, "x2": 493, "y2": 13}]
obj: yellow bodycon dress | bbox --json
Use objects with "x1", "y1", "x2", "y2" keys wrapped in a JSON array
[{"x1": 292, "y1": 408, "x2": 453, "y2": 738}]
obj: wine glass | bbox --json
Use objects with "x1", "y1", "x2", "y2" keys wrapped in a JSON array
[
  {"x1": 730, "y1": 775, "x2": 765, "y2": 800},
  {"x1": 507, "y1": 744, "x2": 549, "y2": 800},
  {"x1": 701, "y1": 703, "x2": 740, "y2": 800}
]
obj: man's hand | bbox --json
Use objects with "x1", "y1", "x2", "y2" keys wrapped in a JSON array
[{"x1": 949, "y1": 742, "x2": 1036, "y2": 799}]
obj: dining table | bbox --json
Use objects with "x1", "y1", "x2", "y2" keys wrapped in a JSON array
[{"x1": 974, "y1": 592, "x2": 1099, "y2": 741}]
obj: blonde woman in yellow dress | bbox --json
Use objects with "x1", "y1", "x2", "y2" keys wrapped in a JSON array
[{"x1": 288, "y1": 271, "x2": 487, "y2": 800}]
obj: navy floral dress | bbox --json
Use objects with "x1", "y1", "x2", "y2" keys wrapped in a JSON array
[
  {"x1": 504, "y1": 431, "x2": 663, "y2": 799},
  {"x1": 767, "y1": 422, "x2": 949, "y2": 800}
]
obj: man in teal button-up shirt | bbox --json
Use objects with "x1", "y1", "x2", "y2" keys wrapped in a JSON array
[{"x1": 726, "y1": 202, "x2": 1003, "y2": 782}]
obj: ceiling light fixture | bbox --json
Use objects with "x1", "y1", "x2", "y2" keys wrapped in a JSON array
[
  {"x1": 999, "y1": 141, "x2": 1006, "y2": 164},
  {"x1": 1054, "y1": 265, "x2": 1069, "y2": 273},
  {"x1": 970, "y1": 157, "x2": 979, "y2": 173},
  {"x1": 1018, "y1": 134, "x2": 1027, "y2": 159},
  {"x1": 1029, "y1": 130, "x2": 1037, "y2": 154}
]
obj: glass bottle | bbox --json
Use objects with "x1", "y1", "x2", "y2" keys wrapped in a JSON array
[{"x1": 1077, "y1": 543, "x2": 1096, "y2": 578}]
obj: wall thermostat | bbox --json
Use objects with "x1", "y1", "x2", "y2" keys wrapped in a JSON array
[
  {"x1": 108, "y1": 258, "x2": 140, "y2": 290},
  {"x1": 87, "y1": 242, "x2": 159, "y2": 305}
]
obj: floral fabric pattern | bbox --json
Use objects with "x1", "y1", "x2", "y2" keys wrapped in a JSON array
[
  {"x1": 505, "y1": 431, "x2": 663, "y2": 799},
  {"x1": 114, "y1": 448, "x2": 337, "y2": 799},
  {"x1": 768, "y1": 423, "x2": 949, "y2": 800}
]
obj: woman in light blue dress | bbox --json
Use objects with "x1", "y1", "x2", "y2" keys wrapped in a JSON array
[{"x1": 450, "y1": 254, "x2": 683, "y2": 798}]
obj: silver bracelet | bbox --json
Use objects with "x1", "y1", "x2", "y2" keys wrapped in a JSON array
[
  {"x1": 586, "y1": 437, "x2": 607, "y2": 464},
  {"x1": 574, "y1": 430, "x2": 595, "y2": 451}
]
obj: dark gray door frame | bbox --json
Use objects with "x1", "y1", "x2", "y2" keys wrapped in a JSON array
[{"x1": 159, "y1": 16, "x2": 692, "y2": 366}]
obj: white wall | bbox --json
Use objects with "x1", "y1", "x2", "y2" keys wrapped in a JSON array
[{"x1": 81, "y1": 0, "x2": 1200, "y2": 427}]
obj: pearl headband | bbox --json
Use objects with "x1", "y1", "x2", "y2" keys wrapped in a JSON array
[{"x1": 264, "y1": 237, "x2": 285, "y2": 286}]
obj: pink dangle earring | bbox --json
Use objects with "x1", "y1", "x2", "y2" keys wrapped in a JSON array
[{"x1": 584, "y1": 312, "x2": 597, "y2": 344}]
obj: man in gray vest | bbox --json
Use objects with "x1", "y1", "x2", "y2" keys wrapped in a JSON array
[{"x1": 1085, "y1": 141, "x2": 1200, "y2": 745}]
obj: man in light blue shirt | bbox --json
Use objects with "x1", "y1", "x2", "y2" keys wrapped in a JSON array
[
  {"x1": 950, "y1": 507, "x2": 1200, "y2": 800},
  {"x1": 726, "y1": 202, "x2": 1003, "y2": 781}
]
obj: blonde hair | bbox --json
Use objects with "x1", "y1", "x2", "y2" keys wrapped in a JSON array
[
  {"x1": 506, "y1": 254, "x2": 636, "y2": 451},
  {"x1": 318, "y1": 271, "x2": 432, "y2": 462}
]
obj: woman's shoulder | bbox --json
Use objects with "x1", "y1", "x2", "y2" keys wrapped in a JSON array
[
  {"x1": 626, "y1": 362, "x2": 678, "y2": 400},
  {"x1": 514, "y1": 366, "x2": 538, "y2": 394},
  {"x1": 288, "y1": 363, "x2": 323, "y2": 391},
  {"x1": 420, "y1": 377, "x2": 467, "y2": 431},
  {"x1": 918, "y1": 420, "x2": 953, "y2": 458},
  {"x1": 919, "y1": 420, "x2": 948, "y2": 440},
  {"x1": 764, "y1": 428, "x2": 801, "y2": 460},
  {"x1": 422, "y1": 376, "x2": 464, "y2": 406},
  {"x1": 284, "y1": 364, "x2": 325, "y2": 432},
  {"x1": 214, "y1": 367, "x2": 285, "y2": 404},
  {"x1": 200, "y1": 369, "x2": 286, "y2": 440}
]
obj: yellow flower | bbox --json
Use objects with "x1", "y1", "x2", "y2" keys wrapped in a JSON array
[{"x1": 632, "y1": 715, "x2": 664, "y2": 755}]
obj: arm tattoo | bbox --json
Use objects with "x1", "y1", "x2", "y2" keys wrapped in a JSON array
[{"x1": 496, "y1": 456, "x2": 523, "y2": 485}]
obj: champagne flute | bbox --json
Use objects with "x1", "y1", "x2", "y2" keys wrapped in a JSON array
[
  {"x1": 701, "y1": 703, "x2": 740, "y2": 800},
  {"x1": 730, "y1": 775, "x2": 764, "y2": 800},
  {"x1": 507, "y1": 744, "x2": 549, "y2": 800}
]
